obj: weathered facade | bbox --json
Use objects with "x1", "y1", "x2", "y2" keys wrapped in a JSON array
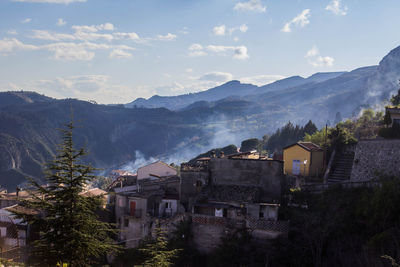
[
  {"x1": 181, "y1": 156, "x2": 288, "y2": 252},
  {"x1": 112, "y1": 175, "x2": 182, "y2": 248}
]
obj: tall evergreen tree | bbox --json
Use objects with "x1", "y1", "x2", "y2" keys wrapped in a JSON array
[
  {"x1": 140, "y1": 224, "x2": 181, "y2": 267},
  {"x1": 13, "y1": 122, "x2": 119, "y2": 266}
]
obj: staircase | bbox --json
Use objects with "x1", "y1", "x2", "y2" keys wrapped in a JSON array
[{"x1": 328, "y1": 152, "x2": 355, "y2": 183}]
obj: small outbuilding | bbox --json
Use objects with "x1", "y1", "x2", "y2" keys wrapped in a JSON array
[
  {"x1": 283, "y1": 142, "x2": 324, "y2": 177},
  {"x1": 386, "y1": 106, "x2": 400, "y2": 126}
]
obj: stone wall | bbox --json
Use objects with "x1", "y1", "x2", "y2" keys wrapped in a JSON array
[
  {"x1": 180, "y1": 170, "x2": 209, "y2": 210},
  {"x1": 351, "y1": 139, "x2": 400, "y2": 181},
  {"x1": 190, "y1": 214, "x2": 288, "y2": 253},
  {"x1": 209, "y1": 158, "x2": 283, "y2": 201}
]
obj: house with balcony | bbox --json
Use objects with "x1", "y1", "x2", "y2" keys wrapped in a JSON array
[{"x1": 111, "y1": 175, "x2": 181, "y2": 248}]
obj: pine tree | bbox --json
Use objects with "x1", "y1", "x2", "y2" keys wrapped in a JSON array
[
  {"x1": 140, "y1": 224, "x2": 181, "y2": 267},
  {"x1": 13, "y1": 121, "x2": 119, "y2": 266}
]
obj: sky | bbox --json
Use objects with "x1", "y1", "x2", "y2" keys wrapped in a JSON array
[{"x1": 1, "y1": 0, "x2": 400, "y2": 104}]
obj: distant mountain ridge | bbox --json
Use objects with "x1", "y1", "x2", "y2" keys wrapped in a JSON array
[{"x1": 126, "y1": 72, "x2": 347, "y2": 110}]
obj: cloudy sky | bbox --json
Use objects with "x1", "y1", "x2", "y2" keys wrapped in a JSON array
[{"x1": 1, "y1": 0, "x2": 399, "y2": 104}]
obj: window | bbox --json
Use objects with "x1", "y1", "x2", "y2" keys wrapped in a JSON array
[{"x1": 165, "y1": 202, "x2": 171, "y2": 209}]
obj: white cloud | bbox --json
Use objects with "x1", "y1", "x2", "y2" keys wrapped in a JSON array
[
  {"x1": 98, "y1": 23, "x2": 114, "y2": 31},
  {"x1": 188, "y1": 44, "x2": 248, "y2": 60},
  {"x1": 228, "y1": 24, "x2": 248, "y2": 35},
  {"x1": 21, "y1": 18, "x2": 32, "y2": 24},
  {"x1": 199, "y1": 72, "x2": 233, "y2": 82},
  {"x1": 188, "y1": 43, "x2": 207, "y2": 57},
  {"x1": 281, "y1": 9, "x2": 311, "y2": 33},
  {"x1": 239, "y1": 24, "x2": 248, "y2": 33},
  {"x1": 157, "y1": 33, "x2": 177, "y2": 41},
  {"x1": 57, "y1": 18, "x2": 66, "y2": 26},
  {"x1": 0, "y1": 38, "x2": 38, "y2": 54},
  {"x1": 30, "y1": 30, "x2": 76, "y2": 41},
  {"x1": 239, "y1": 74, "x2": 285, "y2": 86},
  {"x1": 326, "y1": 0, "x2": 348, "y2": 16},
  {"x1": 73, "y1": 31, "x2": 114, "y2": 42},
  {"x1": 206, "y1": 45, "x2": 249, "y2": 60},
  {"x1": 213, "y1": 25, "x2": 226, "y2": 36},
  {"x1": 305, "y1": 45, "x2": 334, "y2": 67},
  {"x1": 70, "y1": 23, "x2": 115, "y2": 41},
  {"x1": 114, "y1": 32, "x2": 140, "y2": 40},
  {"x1": 233, "y1": 46, "x2": 249, "y2": 60},
  {"x1": 12, "y1": 0, "x2": 86, "y2": 3},
  {"x1": 234, "y1": 0, "x2": 266, "y2": 13},
  {"x1": 7, "y1": 29, "x2": 18, "y2": 35},
  {"x1": 45, "y1": 42, "x2": 95, "y2": 61},
  {"x1": 185, "y1": 68, "x2": 193, "y2": 73},
  {"x1": 179, "y1": 27, "x2": 189, "y2": 35},
  {"x1": 109, "y1": 49, "x2": 132, "y2": 59}
]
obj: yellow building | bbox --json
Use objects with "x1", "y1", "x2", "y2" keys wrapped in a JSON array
[{"x1": 283, "y1": 142, "x2": 324, "y2": 177}]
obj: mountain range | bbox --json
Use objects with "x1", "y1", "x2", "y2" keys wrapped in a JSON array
[{"x1": 1, "y1": 45, "x2": 400, "y2": 191}]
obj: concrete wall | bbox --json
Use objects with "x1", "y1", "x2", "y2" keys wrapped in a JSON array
[
  {"x1": 351, "y1": 139, "x2": 400, "y2": 181},
  {"x1": 208, "y1": 158, "x2": 282, "y2": 201},
  {"x1": 137, "y1": 161, "x2": 177, "y2": 180}
]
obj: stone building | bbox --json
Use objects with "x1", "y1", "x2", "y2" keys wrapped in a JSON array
[
  {"x1": 181, "y1": 155, "x2": 288, "y2": 252},
  {"x1": 111, "y1": 174, "x2": 182, "y2": 248}
]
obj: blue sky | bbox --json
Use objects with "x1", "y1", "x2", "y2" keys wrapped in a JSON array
[{"x1": 1, "y1": 0, "x2": 400, "y2": 104}]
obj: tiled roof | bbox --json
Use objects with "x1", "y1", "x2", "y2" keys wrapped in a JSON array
[
  {"x1": 4, "y1": 204, "x2": 39, "y2": 216},
  {"x1": 284, "y1": 142, "x2": 323, "y2": 152}
]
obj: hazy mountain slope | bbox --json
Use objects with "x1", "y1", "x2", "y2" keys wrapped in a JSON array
[
  {"x1": 126, "y1": 81, "x2": 258, "y2": 110},
  {"x1": 0, "y1": 99, "x2": 203, "y2": 189},
  {"x1": 127, "y1": 72, "x2": 347, "y2": 111},
  {"x1": 0, "y1": 91, "x2": 54, "y2": 108}
]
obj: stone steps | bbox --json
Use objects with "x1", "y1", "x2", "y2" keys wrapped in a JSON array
[{"x1": 328, "y1": 152, "x2": 355, "y2": 183}]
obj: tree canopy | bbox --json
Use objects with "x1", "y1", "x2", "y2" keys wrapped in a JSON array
[{"x1": 13, "y1": 122, "x2": 119, "y2": 266}]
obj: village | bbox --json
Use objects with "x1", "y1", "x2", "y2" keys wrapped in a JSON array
[{"x1": 0, "y1": 107, "x2": 398, "y2": 265}]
